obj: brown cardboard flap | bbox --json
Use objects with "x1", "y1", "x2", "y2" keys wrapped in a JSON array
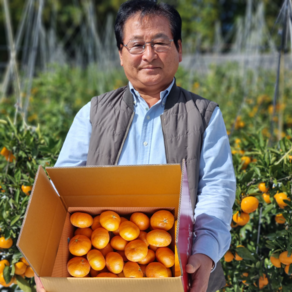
[
  {"x1": 46, "y1": 164, "x2": 181, "y2": 197},
  {"x1": 17, "y1": 166, "x2": 67, "y2": 277},
  {"x1": 41, "y1": 277, "x2": 185, "y2": 292}
]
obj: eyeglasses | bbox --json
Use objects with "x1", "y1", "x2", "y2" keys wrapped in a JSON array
[{"x1": 123, "y1": 38, "x2": 174, "y2": 55}]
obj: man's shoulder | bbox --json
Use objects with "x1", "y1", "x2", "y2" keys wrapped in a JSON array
[
  {"x1": 178, "y1": 85, "x2": 218, "y2": 111},
  {"x1": 91, "y1": 86, "x2": 128, "y2": 105},
  {"x1": 178, "y1": 86, "x2": 218, "y2": 128}
]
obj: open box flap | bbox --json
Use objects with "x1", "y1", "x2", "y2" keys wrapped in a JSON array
[
  {"x1": 17, "y1": 166, "x2": 67, "y2": 277},
  {"x1": 176, "y1": 161, "x2": 194, "y2": 292},
  {"x1": 46, "y1": 165, "x2": 182, "y2": 215}
]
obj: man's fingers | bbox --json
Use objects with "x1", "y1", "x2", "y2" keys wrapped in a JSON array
[
  {"x1": 186, "y1": 254, "x2": 200, "y2": 274},
  {"x1": 189, "y1": 268, "x2": 209, "y2": 292},
  {"x1": 34, "y1": 275, "x2": 46, "y2": 292}
]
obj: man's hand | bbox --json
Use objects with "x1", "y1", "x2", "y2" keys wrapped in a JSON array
[
  {"x1": 34, "y1": 275, "x2": 46, "y2": 292},
  {"x1": 186, "y1": 253, "x2": 214, "y2": 292}
]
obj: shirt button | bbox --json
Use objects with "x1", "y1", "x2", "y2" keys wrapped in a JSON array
[
  {"x1": 147, "y1": 116, "x2": 150, "y2": 120},
  {"x1": 143, "y1": 142, "x2": 148, "y2": 146}
]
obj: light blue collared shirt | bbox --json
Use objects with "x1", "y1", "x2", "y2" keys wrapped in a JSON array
[{"x1": 55, "y1": 80, "x2": 236, "y2": 265}]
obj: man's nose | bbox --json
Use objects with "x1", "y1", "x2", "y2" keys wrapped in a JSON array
[{"x1": 142, "y1": 43, "x2": 157, "y2": 61}]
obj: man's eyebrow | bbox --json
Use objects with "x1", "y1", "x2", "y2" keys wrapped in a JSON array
[{"x1": 128, "y1": 33, "x2": 170, "y2": 41}]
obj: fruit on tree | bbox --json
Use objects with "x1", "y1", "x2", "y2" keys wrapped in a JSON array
[
  {"x1": 241, "y1": 196, "x2": 259, "y2": 213},
  {"x1": 262, "y1": 193, "x2": 271, "y2": 204},
  {"x1": 275, "y1": 214, "x2": 286, "y2": 224},
  {"x1": 274, "y1": 193, "x2": 291, "y2": 209},
  {"x1": 258, "y1": 182, "x2": 269, "y2": 193},
  {"x1": 232, "y1": 211, "x2": 250, "y2": 226},
  {"x1": 21, "y1": 185, "x2": 32, "y2": 195},
  {"x1": 270, "y1": 255, "x2": 281, "y2": 268},
  {"x1": 14, "y1": 262, "x2": 27, "y2": 275},
  {"x1": 279, "y1": 251, "x2": 292, "y2": 265},
  {"x1": 224, "y1": 251, "x2": 234, "y2": 262},
  {"x1": 0, "y1": 236, "x2": 13, "y2": 249}
]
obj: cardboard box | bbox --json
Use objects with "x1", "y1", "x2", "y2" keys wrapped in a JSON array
[{"x1": 17, "y1": 163, "x2": 194, "y2": 292}]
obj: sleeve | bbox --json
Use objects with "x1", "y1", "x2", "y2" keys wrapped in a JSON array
[
  {"x1": 192, "y1": 107, "x2": 236, "y2": 265},
  {"x1": 54, "y1": 102, "x2": 92, "y2": 167}
]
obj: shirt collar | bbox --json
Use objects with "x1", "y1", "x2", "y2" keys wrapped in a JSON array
[{"x1": 129, "y1": 78, "x2": 175, "y2": 107}]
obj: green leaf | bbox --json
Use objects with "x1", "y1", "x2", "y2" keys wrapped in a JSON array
[
  {"x1": 15, "y1": 189, "x2": 20, "y2": 203},
  {"x1": 10, "y1": 214, "x2": 21, "y2": 226},
  {"x1": 289, "y1": 265, "x2": 292, "y2": 275},
  {"x1": 236, "y1": 246, "x2": 256, "y2": 261},
  {"x1": 262, "y1": 204, "x2": 274, "y2": 216},
  {"x1": 241, "y1": 170, "x2": 254, "y2": 184},
  {"x1": 3, "y1": 265, "x2": 12, "y2": 284},
  {"x1": 16, "y1": 275, "x2": 33, "y2": 292},
  {"x1": 265, "y1": 240, "x2": 276, "y2": 249}
]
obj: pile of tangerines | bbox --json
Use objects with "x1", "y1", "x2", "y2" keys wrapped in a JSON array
[{"x1": 67, "y1": 210, "x2": 181, "y2": 278}]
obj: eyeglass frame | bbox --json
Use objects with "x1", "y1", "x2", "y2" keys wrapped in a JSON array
[{"x1": 122, "y1": 38, "x2": 174, "y2": 55}]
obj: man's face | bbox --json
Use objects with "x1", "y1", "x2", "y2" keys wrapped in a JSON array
[{"x1": 118, "y1": 13, "x2": 182, "y2": 92}]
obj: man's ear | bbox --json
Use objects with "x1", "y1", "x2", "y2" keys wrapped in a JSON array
[
  {"x1": 118, "y1": 49, "x2": 124, "y2": 67},
  {"x1": 178, "y1": 40, "x2": 182, "y2": 63}
]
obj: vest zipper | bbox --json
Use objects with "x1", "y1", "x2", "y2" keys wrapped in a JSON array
[
  {"x1": 115, "y1": 111, "x2": 135, "y2": 165},
  {"x1": 160, "y1": 115, "x2": 169, "y2": 162}
]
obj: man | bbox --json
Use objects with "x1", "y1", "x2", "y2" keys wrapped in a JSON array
[{"x1": 35, "y1": 1, "x2": 235, "y2": 291}]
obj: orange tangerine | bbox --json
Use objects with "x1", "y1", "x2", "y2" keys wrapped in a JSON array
[
  {"x1": 123, "y1": 262, "x2": 143, "y2": 278},
  {"x1": 137, "y1": 249, "x2": 155, "y2": 265},
  {"x1": 100, "y1": 211, "x2": 121, "y2": 231},
  {"x1": 91, "y1": 227, "x2": 110, "y2": 249},
  {"x1": 69, "y1": 235, "x2": 91, "y2": 256},
  {"x1": 119, "y1": 221, "x2": 140, "y2": 241},
  {"x1": 124, "y1": 239, "x2": 148, "y2": 262},
  {"x1": 112, "y1": 217, "x2": 128, "y2": 235},
  {"x1": 70, "y1": 212, "x2": 93, "y2": 228},
  {"x1": 150, "y1": 210, "x2": 174, "y2": 231},
  {"x1": 110, "y1": 235, "x2": 127, "y2": 251},
  {"x1": 97, "y1": 272, "x2": 118, "y2": 277},
  {"x1": 156, "y1": 247, "x2": 175, "y2": 267},
  {"x1": 91, "y1": 216, "x2": 101, "y2": 231},
  {"x1": 74, "y1": 227, "x2": 93, "y2": 238},
  {"x1": 146, "y1": 229, "x2": 172, "y2": 247},
  {"x1": 87, "y1": 249, "x2": 106, "y2": 271},
  {"x1": 105, "y1": 252, "x2": 124, "y2": 274},
  {"x1": 270, "y1": 255, "x2": 281, "y2": 268},
  {"x1": 130, "y1": 212, "x2": 150, "y2": 231},
  {"x1": 146, "y1": 262, "x2": 168, "y2": 278}
]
